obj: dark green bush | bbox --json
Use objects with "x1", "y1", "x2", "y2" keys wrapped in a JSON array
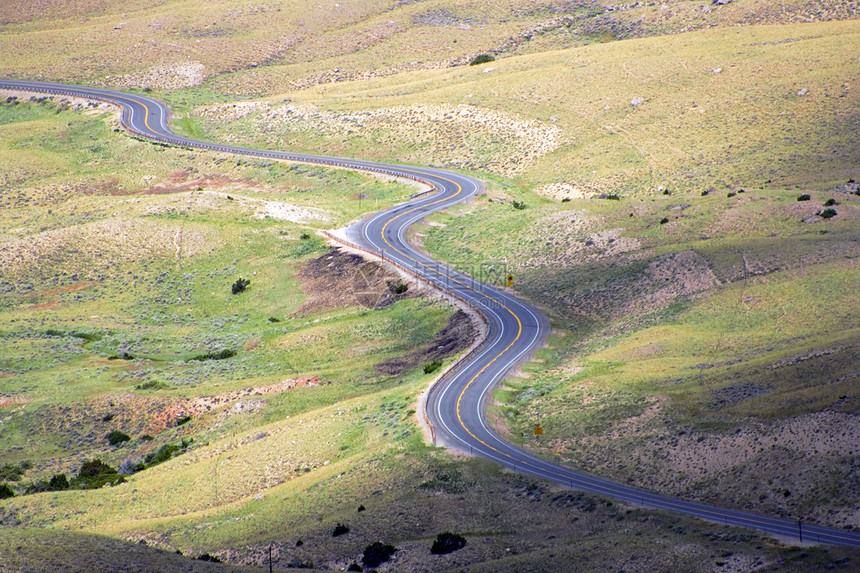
[
  {"x1": 176, "y1": 415, "x2": 192, "y2": 426},
  {"x1": 196, "y1": 554, "x2": 221, "y2": 562},
  {"x1": 0, "y1": 462, "x2": 28, "y2": 482},
  {"x1": 192, "y1": 349, "x2": 236, "y2": 361},
  {"x1": 49, "y1": 473, "x2": 70, "y2": 490},
  {"x1": 106, "y1": 430, "x2": 131, "y2": 446},
  {"x1": 299, "y1": 232, "x2": 311, "y2": 240},
  {"x1": 363, "y1": 541, "x2": 396, "y2": 568},
  {"x1": 423, "y1": 360, "x2": 443, "y2": 374},
  {"x1": 0, "y1": 483, "x2": 15, "y2": 499},
  {"x1": 659, "y1": 217, "x2": 669, "y2": 225},
  {"x1": 231, "y1": 277, "x2": 250, "y2": 295},
  {"x1": 824, "y1": 198, "x2": 837, "y2": 206},
  {"x1": 332, "y1": 523, "x2": 350, "y2": 537},
  {"x1": 144, "y1": 443, "x2": 181, "y2": 466},
  {"x1": 469, "y1": 53, "x2": 495, "y2": 66},
  {"x1": 73, "y1": 459, "x2": 125, "y2": 489},
  {"x1": 394, "y1": 283, "x2": 408, "y2": 294},
  {"x1": 797, "y1": 194, "x2": 811, "y2": 201},
  {"x1": 512, "y1": 200, "x2": 527, "y2": 210},
  {"x1": 431, "y1": 532, "x2": 467, "y2": 555},
  {"x1": 820, "y1": 208, "x2": 837, "y2": 219}
]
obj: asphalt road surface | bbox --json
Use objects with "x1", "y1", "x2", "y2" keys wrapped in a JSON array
[{"x1": 3, "y1": 79, "x2": 858, "y2": 548}]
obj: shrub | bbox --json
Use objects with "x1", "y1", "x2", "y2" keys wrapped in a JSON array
[
  {"x1": 299, "y1": 232, "x2": 311, "y2": 240},
  {"x1": 820, "y1": 208, "x2": 837, "y2": 219},
  {"x1": 267, "y1": 317, "x2": 281, "y2": 323},
  {"x1": 394, "y1": 283, "x2": 408, "y2": 294},
  {"x1": 332, "y1": 523, "x2": 350, "y2": 537},
  {"x1": 144, "y1": 443, "x2": 180, "y2": 466},
  {"x1": 73, "y1": 459, "x2": 125, "y2": 489},
  {"x1": 0, "y1": 462, "x2": 28, "y2": 482},
  {"x1": 0, "y1": 483, "x2": 15, "y2": 499},
  {"x1": 231, "y1": 277, "x2": 250, "y2": 295},
  {"x1": 659, "y1": 217, "x2": 669, "y2": 225},
  {"x1": 106, "y1": 430, "x2": 131, "y2": 446},
  {"x1": 727, "y1": 192, "x2": 736, "y2": 197},
  {"x1": 357, "y1": 504, "x2": 366, "y2": 512},
  {"x1": 605, "y1": 193, "x2": 621, "y2": 200},
  {"x1": 469, "y1": 53, "x2": 495, "y2": 66},
  {"x1": 423, "y1": 360, "x2": 443, "y2": 374},
  {"x1": 192, "y1": 349, "x2": 236, "y2": 361},
  {"x1": 102, "y1": 413, "x2": 115, "y2": 422},
  {"x1": 797, "y1": 194, "x2": 811, "y2": 201},
  {"x1": 347, "y1": 563, "x2": 362, "y2": 572},
  {"x1": 196, "y1": 554, "x2": 221, "y2": 562},
  {"x1": 561, "y1": 197, "x2": 571, "y2": 202},
  {"x1": 363, "y1": 541, "x2": 396, "y2": 568},
  {"x1": 431, "y1": 532, "x2": 467, "y2": 555},
  {"x1": 176, "y1": 415, "x2": 192, "y2": 426},
  {"x1": 108, "y1": 351, "x2": 135, "y2": 360},
  {"x1": 824, "y1": 198, "x2": 837, "y2": 206},
  {"x1": 48, "y1": 473, "x2": 69, "y2": 491},
  {"x1": 512, "y1": 200, "x2": 527, "y2": 210}
]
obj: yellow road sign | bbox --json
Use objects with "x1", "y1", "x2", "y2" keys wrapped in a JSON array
[
  {"x1": 534, "y1": 426, "x2": 543, "y2": 436},
  {"x1": 506, "y1": 274, "x2": 514, "y2": 286}
]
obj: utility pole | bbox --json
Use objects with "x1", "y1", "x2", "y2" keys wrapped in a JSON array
[
  {"x1": 268, "y1": 544, "x2": 273, "y2": 573},
  {"x1": 798, "y1": 520, "x2": 803, "y2": 544}
]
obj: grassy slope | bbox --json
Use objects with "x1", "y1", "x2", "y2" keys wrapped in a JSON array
[
  {"x1": 1, "y1": 2, "x2": 859, "y2": 571},
  {"x1": 176, "y1": 16, "x2": 859, "y2": 528}
]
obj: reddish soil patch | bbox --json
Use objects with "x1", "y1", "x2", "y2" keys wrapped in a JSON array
[
  {"x1": 126, "y1": 171, "x2": 286, "y2": 196},
  {"x1": 28, "y1": 377, "x2": 319, "y2": 443},
  {"x1": 26, "y1": 281, "x2": 93, "y2": 310}
]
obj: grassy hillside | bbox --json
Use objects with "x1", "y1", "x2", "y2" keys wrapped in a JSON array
[
  {"x1": 1, "y1": 1, "x2": 859, "y2": 570},
  {"x1": 1, "y1": 0, "x2": 855, "y2": 93}
]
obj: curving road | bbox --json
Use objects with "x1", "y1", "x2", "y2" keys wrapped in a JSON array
[{"x1": 3, "y1": 79, "x2": 859, "y2": 548}]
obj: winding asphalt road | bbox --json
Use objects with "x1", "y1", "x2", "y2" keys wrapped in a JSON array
[{"x1": 3, "y1": 79, "x2": 859, "y2": 549}]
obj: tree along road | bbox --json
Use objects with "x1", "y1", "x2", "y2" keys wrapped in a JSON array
[{"x1": 3, "y1": 79, "x2": 858, "y2": 548}]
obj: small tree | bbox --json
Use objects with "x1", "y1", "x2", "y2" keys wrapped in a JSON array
[
  {"x1": 332, "y1": 523, "x2": 350, "y2": 537},
  {"x1": 469, "y1": 54, "x2": 495, "y2": 66},
  {"x1": 0, "y1": 483, "x2": 14, "y2": 499},
  {"x1": 363, "y1": 541, "x2": 397, "y2": 568},
  {"x1": 231, "y1": 277, "x2": 250, "y2": 295},
  {"x1": 431, "y1": 532, "x2": 467, "y2": 555},
  {"x1": 49, "y1": 473, "x2": 69, "y2": 491},
  {"x1": 106, "y1": 430, "x2": 131, "y2": 446}
]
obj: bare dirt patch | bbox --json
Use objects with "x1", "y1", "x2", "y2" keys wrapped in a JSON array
[
  {"x1": 26, "y1": 376, "x2": 320, "y2": 452},
  {"x1": 293, "y1": 247, "x2": 415, "y2": 315}
]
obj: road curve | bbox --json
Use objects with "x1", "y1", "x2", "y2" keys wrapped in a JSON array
[{"x1": 3, "y1": 79, "x2": 859, "y2": 549}]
